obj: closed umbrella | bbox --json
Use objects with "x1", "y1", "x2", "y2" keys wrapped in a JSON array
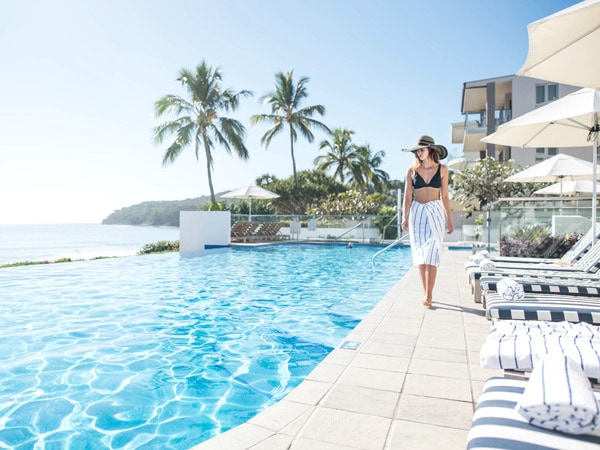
[
  {"x1": 481, "y1": 88, "x2": 600, "y2": 239},
  {"x1": 518, "y1": 0, "x2": 600, "y2": 89},
  {"x1": 221, "y1": 185, "x2": 279, "y2": 222}
]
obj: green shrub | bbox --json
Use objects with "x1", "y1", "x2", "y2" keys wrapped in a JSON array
[{"x1": 138, "y1": 240, "x2": 180, "y2": 255}]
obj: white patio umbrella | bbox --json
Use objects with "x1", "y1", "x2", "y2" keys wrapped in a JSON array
[
  {"x1": 481, "y1": 87, "x2": 600, "y2": 238},
  {"x1": 518, "y1": 0, "x2": 600, "y2": 89},
  {"x1": 504, "y1": 153, "x2": 600, "y2": 197},
  {"x1": 221, "y1": 185, "x2": 279, "y2": 222},
  {"x1": 535, "y1": 179, "x2": 600, "y2": 195}
]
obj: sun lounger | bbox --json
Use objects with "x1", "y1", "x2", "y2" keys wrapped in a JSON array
[
  {"x1": 467, "y1": 241, "x2": 600, "y2": 303},
  {"x1": 482, "y1": 276, "x2": 600, "y2": 296},
  {"x1": 479, "y1": 320, "x2": 600, "y2": 378},
  {"x1": 246, "y1": 222, "x2": 290, "y2": 242},
  {"x1": 230, "y1": 222, "x2": 259, "y2": 242},
  {"x1": 261, "y1": 222, "x2": 288, "y2": 240},
  {"x1": 467, "y1": 377, "x2": 600, "y2": 450},
  {"x1": 480, "y1": 275, "x2": 600, "y2": 308},
  {"x1": 470, "y1": 226, "x2": 599, "y2": 266},
  {"x1": 485, "y1": 292, "x2": 600, "y2": 324}
]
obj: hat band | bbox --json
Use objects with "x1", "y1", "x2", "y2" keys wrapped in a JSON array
[{"x1": 418, "y1": 140, "x2": 434, "y2": 146}]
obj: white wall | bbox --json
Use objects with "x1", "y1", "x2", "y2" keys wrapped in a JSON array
[
  {"x1": 511, "y1": 78, "x2": 591, "y2": 167},
  {"x1": 179, "y1": 211, "x2": 230, "y2": 257}
]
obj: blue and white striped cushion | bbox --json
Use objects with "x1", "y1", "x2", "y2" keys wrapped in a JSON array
[
  {"x1": 486, "y1": 293, "x2": 600, "y2": 325},
  {"x1": 481, "y1": 278, "x2": 600, "y2": 297},
  {"x1": 467, "y1": 377, "x2": 600, "y2": 449},
  {"x1": 479, "y1": 320, "x2": 600, "y2": 379}
]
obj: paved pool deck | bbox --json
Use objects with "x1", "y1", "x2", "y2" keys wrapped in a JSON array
[{"x1": 191, "y1": 248, "x2": 502, "y2": 450}]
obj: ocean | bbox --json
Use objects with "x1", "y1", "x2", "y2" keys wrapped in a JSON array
[{"x1": 0, "y1": 223, "x2": 180, "y2": 265}]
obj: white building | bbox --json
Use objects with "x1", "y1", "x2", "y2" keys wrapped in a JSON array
[{"x1": 450, "y1": 75, "x2": 592, "y2": 169}]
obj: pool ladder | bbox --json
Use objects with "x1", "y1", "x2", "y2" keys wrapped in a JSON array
[
  {"x1": 371, "y1": 233, "x2": 409, "y2": 267},
  {"x1": 334, "y1": 222, "x2": 365, "y2": 242}
]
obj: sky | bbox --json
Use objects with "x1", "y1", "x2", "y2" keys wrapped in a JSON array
[{"x1": 0, "y1": 0, "x2": 583, "y2": 224}]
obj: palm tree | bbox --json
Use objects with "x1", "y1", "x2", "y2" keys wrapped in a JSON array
[
  {"x1": 154, "y1": 61, "x2": 252, "y2": 206},
  {"x1": 251, "y1": 71, "x2": 329, "y2": 209},
  {"x1": 349, "y1": 145, "x2": 391, "y2": 193},
  {"x1": 314, "y1": 128, "x2": 357, "y2": 184}
]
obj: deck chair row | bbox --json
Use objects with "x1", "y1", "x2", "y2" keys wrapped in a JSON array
[
  {"x1": 230, "y1": 222, "x2": 289, "y2": 243},
  {"x1": 466, "y1": 236, "x2": 600, "y2": 303},
  {"x1": 464, "y1": 232, "x2": 600, "y2": 448}
]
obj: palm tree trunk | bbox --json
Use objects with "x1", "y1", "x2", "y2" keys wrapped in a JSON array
[
  {"x1": 289, "y1": 126, "x2": 304, "y2": 213},
  {"x1": 201, "y1": 136, "x2": 217, "y2": 205},
  {"x1": 289, "y1": 126, "x2": 298, "y2": 192}
]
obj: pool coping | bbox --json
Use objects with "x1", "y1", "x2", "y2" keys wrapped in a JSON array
[{"x1": 190, "y1": 248, "x2": 501, "y2": 450}]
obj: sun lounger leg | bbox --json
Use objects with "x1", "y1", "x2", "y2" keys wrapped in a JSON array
[{"x1": 473, "y1": 279, "x2": 481, "y2": 303}]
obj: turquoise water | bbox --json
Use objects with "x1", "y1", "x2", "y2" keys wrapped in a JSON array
[
  {"x1": 0, "y1": 224, "x2": 180, "y2": 265},
  {"x1": 0, "y1": 244, "x2": 411, "y2": 449}
]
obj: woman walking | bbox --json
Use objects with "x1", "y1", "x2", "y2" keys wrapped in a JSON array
[{"x1": 401, "y1": 135, "x2": 454, "y2": 308}]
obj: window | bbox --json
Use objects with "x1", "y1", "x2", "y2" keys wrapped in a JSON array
[
  {"x1": 536, "y1": 84, "x2": 559, "y2": 105},
  {"x1": 535, "y1": 147, "x2": 558, "y2": 162}
]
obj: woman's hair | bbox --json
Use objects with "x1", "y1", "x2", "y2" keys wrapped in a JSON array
[{"x1": 411, "y1": 146, "x2": 440, "y2": 170}]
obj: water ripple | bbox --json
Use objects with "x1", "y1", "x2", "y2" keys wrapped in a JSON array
[{"x1": 0, "y1": 244, "x2": 410, "y2": 449}]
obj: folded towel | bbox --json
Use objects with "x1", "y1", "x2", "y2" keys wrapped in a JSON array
[
  {"x1": 478, "y1": 258, "x2": 496, "y2": 271},
  {"x1": 480, "y1": 320, "x2": 600, "y2": 381},
  {"x1": 478, "y1": 250, "x2": 490, "y2": 258},
  {"x1": 496, "y1": 277, "x2": 525, "y2": 300},
  {"x1": 516, "y1": 353, "x2": 600, "y2": 434},
  {"x1": 469, "y1": 253, "x2": 485, "y2": 264},
  {"x1": 466, "y1": 255, "x2": 485, "y2": 269}
]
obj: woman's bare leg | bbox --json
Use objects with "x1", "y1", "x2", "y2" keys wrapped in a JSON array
[{"x1": 420, "y1": 264, "x2": 437, "y2": 307}]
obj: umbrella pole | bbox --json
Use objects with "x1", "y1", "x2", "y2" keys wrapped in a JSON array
[
  {"x1": 593, "y1": 123, "x2": 598, "y2": 244},
  {"x1": 559, "y1": 175, "x2": 563, "y2": 215},
  {"x1": 249, "y1": 199, "x2": 252, "y2": 223}
]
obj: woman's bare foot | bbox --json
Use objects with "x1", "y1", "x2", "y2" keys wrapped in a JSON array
[{"x1": 422, "y1": 298, "x2": 432, "y2": 309}]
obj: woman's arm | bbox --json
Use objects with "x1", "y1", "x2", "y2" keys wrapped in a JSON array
[
  {"x1": 440, "y1": 164, "x2": 454, "y2": 234},
  {"x1": 402, "y1": 168, "x2": 413, "y2": 232}
]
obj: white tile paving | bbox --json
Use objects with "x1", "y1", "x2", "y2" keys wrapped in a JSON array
[{"x1": 191, "y1": 249, "x2": 503, "y2": 450}]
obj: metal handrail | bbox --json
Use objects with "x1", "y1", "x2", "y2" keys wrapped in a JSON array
[
  {"x1": 381, "y1": 215, "x2": 398, "y2": 243},
  {"x1": 371, "y1": 233, "x2": 408, "y2": 267},
  {"x1": 334, "y1": 222, "x2": 364, "y2": 241}
]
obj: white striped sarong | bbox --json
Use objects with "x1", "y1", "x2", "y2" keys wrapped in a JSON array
[{"x1": 408, "y1": 200, "x2": 445, "y2": 267}]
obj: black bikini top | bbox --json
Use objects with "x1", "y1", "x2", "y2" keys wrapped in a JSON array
[{"x1": 413, "y1": 164, "x2": 441, "y2": 189}]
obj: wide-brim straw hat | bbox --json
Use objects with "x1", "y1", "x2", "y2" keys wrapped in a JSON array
[{"x1": 402, "y1": 135, "x2": 448, "y2": 160}]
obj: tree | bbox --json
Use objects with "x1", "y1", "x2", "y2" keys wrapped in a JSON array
[
  {"x1": 306, "y1": 190, "x2": 381, "y2": 216},
  {"x1": 349, "y1": 144, "x2": 391, "y2": 193},
  {"x1": 256, "y1": 170, "x2": 346, "y2": 214},
  {"x1": 153, "y1": 61, "x2": 252, "y2": 206},
  {"x1": 314, "y1": 128, "x2": 357, "y2": 184},
  {"x1": 251, "y1": 71, "x2": 330, "y2": 210},
  {"x1": 451, "y1": 157, "x2": 542, "y2": 216}
]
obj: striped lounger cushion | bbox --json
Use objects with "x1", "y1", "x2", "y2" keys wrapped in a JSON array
[
  {"x1": 486, "y1": 292, "x2": 600, "y2": 324},
  {"x1": 479, "y1": 320, "x2": 600, "y2": 379},
  {"x1": 467, "y1": 377, "x2": 600, "y2": 449},
  {"x1": 481, "y1": 279, "x2": 600, "y2": 297}
]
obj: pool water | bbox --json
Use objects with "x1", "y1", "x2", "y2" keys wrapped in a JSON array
[{"x1": 0, "y1": 244, "x2": 411, "y2": 449}]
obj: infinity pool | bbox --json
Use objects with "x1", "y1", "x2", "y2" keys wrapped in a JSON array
[{"x1": 0, "y1": 244, "x2": 411, "y2": 449}]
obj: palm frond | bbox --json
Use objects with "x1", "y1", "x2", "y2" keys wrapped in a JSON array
[
  {"x1": 260, "y1": 122, "x2": 285, "y2": 147},
  {"x1": 154, "y1": 95, "x2": 194, "y2": 117},
  {"x1": 153, "y1": 117, "x2": 193, "y2": 144}
]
